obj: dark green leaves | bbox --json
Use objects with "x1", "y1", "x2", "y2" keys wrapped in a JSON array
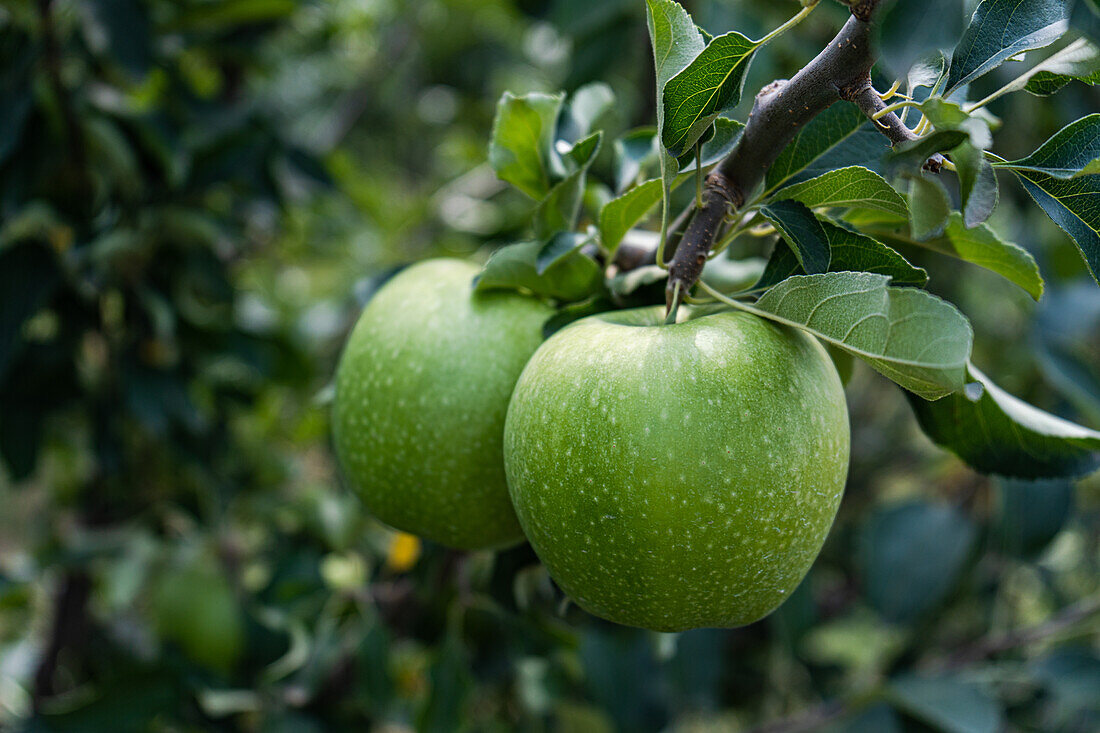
[
  {"x1": 878, "y1": 0, "x2": 965, "y2": 80},
  {"x1": 757, "y1": 221, "x2": 928, "y2": 290},
  {"x1": 489, "y1": 92, "x2": 563, "y2": 200},
  {"x1": 765, "y1": 103, "x2": 874, "y2": 193},
  {"x1": 945, "y1": 0, "x2": 1070, "y2": 96},
  {"x1": 759, "y1": 200, "x2": 830, "y2": 274},
  {"x1": 997, "y1": 113, "x2": 1100, "y2": 177},
  {"x1": 475, "y1": 239, "x2": 603, "y2": 302},
  {"x1": 885, "y1": 130, "x2": 969, "y2": 173},
  {"x1": 661, "y1": 31, "x2": 760, "y2": 157},
  {"x1": 860, "y1": 502, "x2": 976, "y2": 623},
  {"x1": 992, "y1": 479, "x2": 1075, "y2": 556},
  {"x1": 907, "y1": 364, "x2": 1100, "y2": 478},
  {"x1": 888, "y1": 674, "x2": 1003, "y2": 733},
  {"x1": 1015, "y1": 170, "x2": 1100, "y2": 283},
  {"x1": 994, "y1": 115, "x2": 1100, "y2": 282},
  {"x1": 0, "y1": 243, "x2": 59, "y2": 382},
  {"x1": 750, "y1": 272, "x2": 972, "y2": 400}
]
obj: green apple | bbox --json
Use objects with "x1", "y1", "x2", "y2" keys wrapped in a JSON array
[
  {"x1": 504, "y1": 306, "x2": 849, "y2": 631},
  {"x1": 333, "y1": 258, "x2": 553, "y2": 549},
  {"x1": 151, "y1": 559, "x2": 243, "y2": 673}
]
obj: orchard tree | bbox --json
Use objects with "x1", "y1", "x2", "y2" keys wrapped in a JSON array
[{"x1": 334, "y1": 0, "x2": 1100, "y2": 727}]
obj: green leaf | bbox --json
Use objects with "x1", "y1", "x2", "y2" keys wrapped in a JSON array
[
  {"x1": 475, "y1": 241, "x2": 603, "y2": 303},
  {"x1": 661, "y1": 31, "x2": 760, "y2": 157},
  {"x1": 878, "y1": 1, "x2": 964, "y2": 80},
  {"x1": 417, "y1": 639, "x2": 472, "y2": 733},
  {"x1": 558, "y1": 82, "x2": 615, "y2": 150},
  {"x1": 860, "y1": 502, "x2": 976, "y2": 623},
  {"x1": 907, "y1": 363, "x2": 1100, "y2": 478},
  {"x1": 908, "y1": 51, "x2": 949, "y2": 96},
  {"x1": 945, "y1": 0, "x2": 1070, "y2": 96},
  {"x1": 1013, "y1": 169, "x2": 1100, "y2": 283},
  {"x1": 646, "y1": 0, "x2": 706, "y2": 261},
  {"x1": 991, "y1": 479, "x2": 1075, "y2": 557},
  {"x1": 700, "y1": 256, "x2": 767, "y2": 294},
  {"x1": 488, "y1": 92, "x2": 564, "y2": 200},
  {"x1": 83, "y1": 0, "x2": 153, "y2": 78},
  {"x1": 1030, "y1": 647, "x2": 1100, "y2": 719},
  {"x1": 563, "y1": 130, "x2": 602, "y2": 170},
  {"x1": 599, "y1": 120, "x2": 745, "y2": 255},
  {"x1": 938, "y1": 214, "x2": 1045, "y2": 299},
  {"x1": 996, "y1": 113, "x2": 1100, "y2": 178},
  {"x1": 889, "y1": 674, "x2": 1002, "y2": 733},
  {"x1": 598, "y1": 179, "x2": 664, "y2": 254},
  {"x1": 885, "y1": 129, "x2": 969, "y2": 174},
  {"x1": 678, "y1": 117, "x2": 745, "y2": 174},
  {"x1": 612, "y1": 127, "x2": 658, "y2": 193},
  {"x1": 1024, "y1": 38, "x2": 1100, "y2": 95},
  {"x1": 908, "y1": 174, "x2": 952, "y2": 240},
  {"x1": 855, "y1": 212, "x2": 1045, "y2": 299},
  {"x1": 757, "y1": 220, "x2": 928, "y2": 290},
  {"x1": 917, "y1": 99, "x2": 997, "y2": 227},
  {"x1": 533, "y1": 132, "x2": 601, "y2": 240},
  {"x1": 536, "y1": 232, "x2": 593, "y2": 275},
  {"x1": 765, "y1": 103, "x2": 875, "y2": 193},
  {"x1": 759, "y1": 200, "x2": 831, "y2": 274},
  {"x1": 1072, "y1": 0, "x2": 1100, "y2": 42},
  {"x1": 750, "y1": 272, "x2": 972, "y2": 400},
  {"x1": 773, "y1": 166, "x2": 909, "y2": 219}
]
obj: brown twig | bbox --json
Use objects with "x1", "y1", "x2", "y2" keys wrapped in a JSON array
[
  {"x1": 663, "y1": 0, "x2": 942, "y2": 313},
  {"x1": 929, "y1": 592, "x2": 1100, "y2": 671},
  {"x1": 33, "y1": 571, "x2": 92, "y2": 711}
]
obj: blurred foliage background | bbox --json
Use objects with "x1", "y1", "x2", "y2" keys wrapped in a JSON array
[{"x1": 0, "y1": 0, "x2": 1098, "y2": 730}]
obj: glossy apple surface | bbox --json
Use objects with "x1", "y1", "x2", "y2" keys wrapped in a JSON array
[
  {"x1": 504, "y1": 306, "x2": 849, "y2": 631},
  {"x1": 333, "y1": 258, "x2": 552, "y2": 549}
]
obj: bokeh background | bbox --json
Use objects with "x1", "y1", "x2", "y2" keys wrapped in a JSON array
[{"x1": 1, "y1": 0, "x2": 1098, "y2": 730}]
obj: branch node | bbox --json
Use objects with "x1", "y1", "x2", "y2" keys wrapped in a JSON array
[
  {"x1": 705, "y1": 170, "x2": 743, "y2": 209},
  {"x1": 848, "y1": 0, "x2": 877, "y2": 22}
]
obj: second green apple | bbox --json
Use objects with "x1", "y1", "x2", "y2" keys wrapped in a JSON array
[{"x1": 504, "y1": 306, "x2": 850, "y2": 631}]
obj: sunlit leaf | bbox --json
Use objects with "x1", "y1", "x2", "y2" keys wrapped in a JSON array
[
  {"x1": 773, "y1": 166, "x2": 909, "y2": 219},
  {"x1": 750, "y1": 272, "x2": 972, "y2": 399},
  {"x1": 489, "y1": 92, "x2": 564, "y2": 200},
  {"x1": 661, "y1": 31, "x2": 759, "y2": 157}
]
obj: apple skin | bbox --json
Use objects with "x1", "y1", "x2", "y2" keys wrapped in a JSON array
[
  {"x1": 333, "y1": 258, "x2": 553, "y2": 550},
  {"x1": 151, "y1": 561, "x2": 243, "y2": 673},
  {"x1": 503, "y1": 306, "x2": 849, "y2": 631}
]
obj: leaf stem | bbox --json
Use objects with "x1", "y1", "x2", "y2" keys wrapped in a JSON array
[
  {"x1": 695, "y1": 141, "x2": 703, "y2": 208},
  {"x1": 756, "y1": 2, "x2": 819, "y2": 46},
  {"x1": 871, "y1": 99, "x2": 921, "y2": 120}
]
